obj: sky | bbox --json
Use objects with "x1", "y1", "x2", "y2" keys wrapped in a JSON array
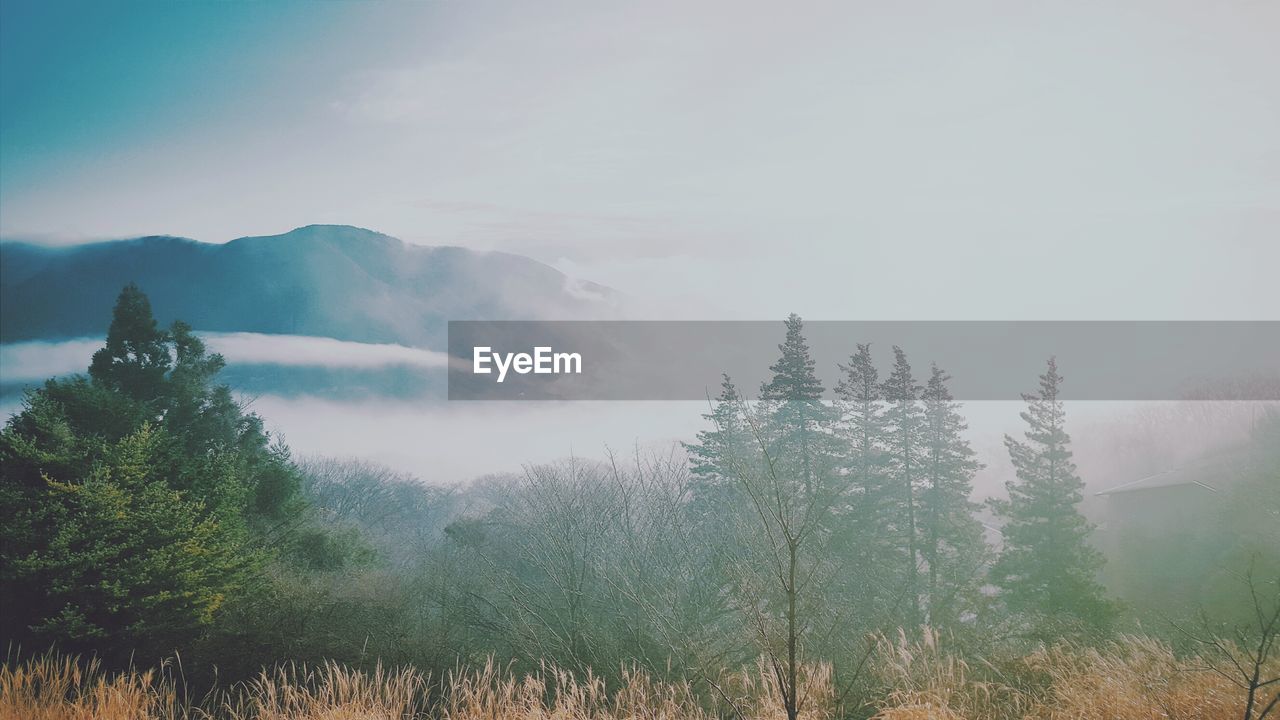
[{"x1": 2, "y1": 0, "x2": 1277, "y2": 320}]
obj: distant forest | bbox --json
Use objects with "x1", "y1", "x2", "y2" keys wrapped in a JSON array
[{"x1": 2, "y1": 285, "x2": 1277, "y2": 719}]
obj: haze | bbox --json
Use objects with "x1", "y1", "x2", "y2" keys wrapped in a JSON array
[{"x1": 2, "y1": 0, "x2": 1277, "y2": 319}]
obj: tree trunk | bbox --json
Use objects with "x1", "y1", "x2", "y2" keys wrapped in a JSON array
[
  {"x1": 787, "y1": 541, "x2": 799, "y2": 720},
  {"x1": 905, "y1": 450, "x2": 920, "y2": 628}
]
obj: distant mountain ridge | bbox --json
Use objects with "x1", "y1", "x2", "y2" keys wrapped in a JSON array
[{"x1": 1, "y1": 225, "x2": 619, "y2": 347}]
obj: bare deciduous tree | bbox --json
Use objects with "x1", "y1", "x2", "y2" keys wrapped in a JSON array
[
  {"x1": 717, "y1": 397, "x2": 839, "y2": 720},
  {"x1": 1175, "y1": 557, "x2": 1280, "y2": 720}
]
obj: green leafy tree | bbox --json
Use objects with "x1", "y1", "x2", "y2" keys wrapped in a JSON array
[{"x1": 990, "y1": 358, "x2": 1115, "y2": 639}]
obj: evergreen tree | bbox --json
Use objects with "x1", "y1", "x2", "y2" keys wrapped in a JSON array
[
  {"x1": 760, "y1": 314, "x2": 825, "y2": 405},
  {"x1": 89, "y1": 283, "x2": 171, "y2": 404},
  {"x1": 758, "y1": 314, "x2": 833, "y2": 496},
  {"x1": 0, "y1": 418, "x2": 255, "y2": 663},
  {"x1": 990, "y1": 358, "x2": 1115, "y2": 639},
  {"x1": 687, "y1": 375, "x2": 748, "y2": 482},
  {"x1": 165, "y1": 320, "x2": 230, "y2": 443},
  {"x1": 833, "y1": 344, "x2": 901, "y2": 620},
  {"x1": 684, "y1": 375, "x2": 752, "y2": 524},
  {"x1": 0, "y1": 284, "x2": 316, "y2": 668},
  {"x1": 882, "y1": 346, "x2": 926, "y2": 627},
  {"x1": 835, "y1": 344, "x2": 889, "y2": 508},
  {"x1": 919, "y1": 364, "x2": 987, "y2": 628}
]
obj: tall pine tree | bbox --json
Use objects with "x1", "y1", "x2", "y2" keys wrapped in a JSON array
[
  {"x1": 919, "y1": 364, "x2": 987, "y2": 628},
  {"x1": 835, "y1": 344, "x2": 890, "y2": 515},
  {"x1": 685, "y1": 374, "x2": 752, "y2": 523},
  {"x1": 759, "y1": 314, "x2": 825, "y2": 405},
  {"x1": 759, "y1": 314, "x2": 832, "y2": 497},
  {"x1": 990, "y1": 357, "x2": 1114, "y2": 639},
  {"x1": 882, "y1": 346, "x2": 926, "y2": 628},
  {"x1": 833, "y1": 344, "x2": 902, "y2": 621}
]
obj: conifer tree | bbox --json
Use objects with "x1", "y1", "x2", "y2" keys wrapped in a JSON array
[
  {"x1": 835, "y1": 344, "x2": 888, "y2": 508},
  {"x1": 89, "y1": 283, "x2": 171, "y2": 404},
  {"x1": 990, "y1": 358, "x2": 1114, "y2": 638},
  {"x1": 760, "y1": 314, "x2": 825, "y2": 405},
  {"x1": 833, "y1": 344, "x2": 901, "y2": 616},
  {"x1": 882, "y1": 346, "x2": 926, "y2": 627},
  {"x1": 0, "y1": 424, "x2": 255, "y2": 661},
  {"x1": 919, "y1": 364, "x2": 987, "y2": 628},
  {"x1": 688, "y1": 375, "x2": 747, "y2": 479},
  {"x1": 684, "y1": 374, "x2": 751, "y2": 521},
  {"x1": 759, "y1": 314, "x2": 832, "y2": 495},
  {"x1": 0, "y1": 285, "x2": 320, "y2": 667}
]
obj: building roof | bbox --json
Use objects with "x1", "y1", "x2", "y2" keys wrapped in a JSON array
[{"x1": 1095, "y1": 447, "x2": 1252, "y2": 497}]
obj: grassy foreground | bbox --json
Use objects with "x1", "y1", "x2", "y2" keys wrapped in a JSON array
[{"x1": 0, "y1": 632, "x2": 1266, "y2": 720}]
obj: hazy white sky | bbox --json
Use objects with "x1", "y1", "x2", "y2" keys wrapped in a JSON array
[{"x1": 2, "y1": 0, "x2": 1277, "y2": 319}]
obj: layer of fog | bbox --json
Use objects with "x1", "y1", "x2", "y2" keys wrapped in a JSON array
[
  {"x1": 2, "y1": 336, "x2": 1265, "y2": 496},
  {"x1": 248, "y1": 396, "x2": 1265, "y2": 495},
  {"x1": 0, "y1": 333, "x2": 448, "y2": 383}
]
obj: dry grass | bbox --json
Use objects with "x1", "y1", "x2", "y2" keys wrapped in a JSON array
[
  {"x1": 868, "y1": 630, "x2": 1275, "y2": 720},
  {"x1": 224, "y1": 662, "x2": 426, "y2": 720},
  {"x1": 440, "y1": 658, "x2": 711, "y2": 720},
  {"x1": 1021, "y1": 636, "x2": 1255, "y2": 720},
  {"x1": 721, "y1": 657, "x2": 835, "y2": 720},
  {"x1": 869, "y1": 628, "x2": 1028, "y2": 720},
  {"x1": 2, "y1": 635, "x2": 1272, "y2": 720},
  {"x1": 0, "y1": 652, "x2": 185, "y2": 720},
  {"x1": 0, "y1": 653, "x2": 422, "y2": 720},
  {"x1": 440, "y1": 655, "x2": 835, "y2": 720}
]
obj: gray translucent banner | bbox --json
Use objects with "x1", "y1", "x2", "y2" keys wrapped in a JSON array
[{"x1": 447, "y1": 321, "x2": 1280, "y2": 401}]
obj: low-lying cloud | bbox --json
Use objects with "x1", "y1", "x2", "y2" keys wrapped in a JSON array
[
  {"x1": 0, "y1": 333, "x2": 449, "y2": 383},
  {"x1": 207, "y1": 333, "x2": 448, "y2": 370},
  {"x1": 0, "y1": 338, "x2": 103, "y2": 381}
]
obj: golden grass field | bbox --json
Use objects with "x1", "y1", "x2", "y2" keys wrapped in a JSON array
[{"x1": 1, "y1": 632, "x2": 1271, "y2": 720}]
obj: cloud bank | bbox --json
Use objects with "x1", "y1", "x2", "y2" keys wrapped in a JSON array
[{"x1": 0, "y1": 333, "x2": 449, "y2": 383}]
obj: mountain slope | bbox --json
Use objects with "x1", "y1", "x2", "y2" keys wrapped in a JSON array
[{"x1": 0, "y1": 225, "x2": 618, "y2": 347}]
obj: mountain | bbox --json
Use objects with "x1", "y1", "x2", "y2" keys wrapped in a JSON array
[{"x1": 0, "y1": 225, "x2": 619, "y2": 348}]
